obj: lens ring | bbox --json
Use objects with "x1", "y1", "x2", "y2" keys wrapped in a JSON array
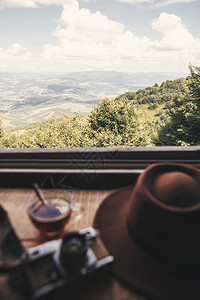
[{"x1": 60, "y1": 232, "x2": 87, "y2": 269}]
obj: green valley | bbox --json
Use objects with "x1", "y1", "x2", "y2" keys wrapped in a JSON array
[{"x1": 0, "y1": 67, "x2": 199, "y2": 148}]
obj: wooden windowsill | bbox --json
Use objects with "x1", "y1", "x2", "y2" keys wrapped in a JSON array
[{"x1": 0, "y1": 186, "x2": 145, "y2": 300}]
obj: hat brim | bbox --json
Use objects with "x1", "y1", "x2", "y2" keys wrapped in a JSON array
[{"x1": 94, "y1": 186, "x2": 199, "y2": 300}]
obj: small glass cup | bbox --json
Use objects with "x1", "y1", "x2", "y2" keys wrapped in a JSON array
[{"x1": 27, "y1": 188, "x2": 79, "y2": 237}]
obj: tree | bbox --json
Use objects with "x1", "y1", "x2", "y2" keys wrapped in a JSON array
[
  {"x1": 0, "y1": 119, "x2": 3, "y2": 138},
  {"x1": 155, "y1": 65, "x2": 200, "y2": 146},
  {"x1": 188, "y1": 64, "x2": 200, "y2": 108},
  {"x1": 86, "y1": 98, "x2": 149, "y2": 147}
]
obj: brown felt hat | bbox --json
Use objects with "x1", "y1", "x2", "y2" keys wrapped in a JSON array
[{"x1": 94, "y1": 163, "x2": 200, "y2": 300}]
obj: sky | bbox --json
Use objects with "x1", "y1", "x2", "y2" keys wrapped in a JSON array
[{"x1": 0, "y1": 0, "x2": 199, "y2": 74}]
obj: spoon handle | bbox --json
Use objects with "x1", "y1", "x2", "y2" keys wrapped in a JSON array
[{"x1": 33, "y1": 183, "x2": 46, "y2": 205}]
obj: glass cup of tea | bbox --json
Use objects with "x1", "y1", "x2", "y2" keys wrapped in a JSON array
[{"x1": 27, "y1": 184, "x2": 80, "y2": 237}]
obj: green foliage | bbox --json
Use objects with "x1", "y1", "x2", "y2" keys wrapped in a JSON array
[
  {"x1": 0, "y1": 98, "x2": 150, "y2": 148},
  {"x1": 86, "y1": 98, "x2": 149, "y2": 147},
  {"x1": 155, "y1": 65, "x2": 200, "y2": 146},
  {"x1": 0, "y1": 67, "x2": 199, "y2": 148},
  {"x1": 0, "y1": 115, "x2": 86, "y2": 148},
  {"x1": 116, "y1": 78, "x2": 188, "y2": 107},
  {"x1": 188, "y1": 64, "x2": 200, "y2": 108},
  {"x1": 154, "y1": 96, "x2": 200, "y2": 145},
  {"x1": 0, "y1": 119, "x2": 3, "y2": 138},
  {"x1": 88, "y1": 98, "x2": 138, "y2": 133}
]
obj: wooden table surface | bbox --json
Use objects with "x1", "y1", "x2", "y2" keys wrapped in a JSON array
[{"x1": 0, "y1": 188, "x2": 146, "y2": 300}]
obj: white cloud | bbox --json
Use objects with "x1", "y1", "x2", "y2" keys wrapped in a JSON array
[
  {"x1": 0, "y1": 0, "x2": 37, "y2": 9},
  {"x1": 37, "y1": 4, "x2": 200, "y2": 73},
  {"x1": 0, "y1": 0, "x2": 196, "y2": 8},
  {"x1": 0, "y1": 2, "x2": 199, "y2": 73},
  {"x1": 56, "y1": 1, "x2": 124, "y2": 43},
  {"x1": 117, "y1": 0, "x2": 152, "y2": 3},
  {"x1": 117, "y1": 0, "x2": 196, "y2": 5},
  {"x1": 152, "y1": 13, "x2": 199, "y2": 50},
  {"x1": 36, "y1": 0, "x2": 74, "y2": 6},
  {"x1": 0, "y1": 0, "x2": 73, "y2": 9},
  {"x1": 0, "y1": 43, "x2": 33, "y2": 72},
  {"x1": 154, "y1": 0, "x2": 196, "y2": 7}
]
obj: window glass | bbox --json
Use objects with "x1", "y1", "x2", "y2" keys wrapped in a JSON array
[{"x1": 0, "y1": 1, "x2": 199, "y2": 148}]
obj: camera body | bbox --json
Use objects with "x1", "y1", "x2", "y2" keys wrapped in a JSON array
[{"x1": 25, "y1": 227, "x2": 114, "y2": 299}]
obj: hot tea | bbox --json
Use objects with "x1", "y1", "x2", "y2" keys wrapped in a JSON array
[{"x1": 28, "y1": 199, "x2": 72, "y2": 236}]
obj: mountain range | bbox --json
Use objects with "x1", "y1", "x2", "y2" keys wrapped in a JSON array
[{"x1": 0, "y1": 71, "x2": 187, "y2": 129}]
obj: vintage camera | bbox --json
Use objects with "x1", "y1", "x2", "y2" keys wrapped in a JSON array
[{"x1": 25, "y1": 227, "x2": 114, "y2": 299}]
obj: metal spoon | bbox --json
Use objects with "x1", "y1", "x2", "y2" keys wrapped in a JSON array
[{"x1": 33, "y1": 183, "x2": 46, "y2": 205}]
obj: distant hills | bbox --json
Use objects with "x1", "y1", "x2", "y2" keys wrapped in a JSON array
[{"x1": 0, "y1": 71, "x2": 187, "y2": 129}]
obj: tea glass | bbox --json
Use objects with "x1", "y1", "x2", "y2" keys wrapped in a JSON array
[{"x1": 27, "y1": 189, "x2": 80, "y2": 238}]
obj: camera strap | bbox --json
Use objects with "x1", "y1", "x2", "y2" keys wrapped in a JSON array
[{"x1": 0, "y1": 204, "x2": 30, "y2": 300}]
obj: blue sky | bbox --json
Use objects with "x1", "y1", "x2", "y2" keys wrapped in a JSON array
[{"x1": 0, "y1": 0, "x2": 199, "y2": 74}]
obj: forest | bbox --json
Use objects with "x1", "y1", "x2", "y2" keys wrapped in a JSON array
[{"x1": 0, "y1": 65, "x2": 199, "y2": 148}]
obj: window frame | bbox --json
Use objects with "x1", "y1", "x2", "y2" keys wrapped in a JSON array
[{"x1": 0, "y1": 146, "x2": 200, "y2": 189}]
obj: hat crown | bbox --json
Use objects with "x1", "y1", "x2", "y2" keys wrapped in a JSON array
[
  {"x1": 152, "y1": 171, "x2": 199, "y2": 208},
  {"x1": 127, "y1": 163, "x2": 200, "y2": 248}
]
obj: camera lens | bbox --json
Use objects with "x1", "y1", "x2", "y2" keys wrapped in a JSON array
[{"x1": 60, "y1": 232, "x2": 87, "y2": 270}]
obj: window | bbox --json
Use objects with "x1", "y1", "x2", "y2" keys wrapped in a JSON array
[{"x1": 0, "y1": 1, "x2": 199, "y2": 148}]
